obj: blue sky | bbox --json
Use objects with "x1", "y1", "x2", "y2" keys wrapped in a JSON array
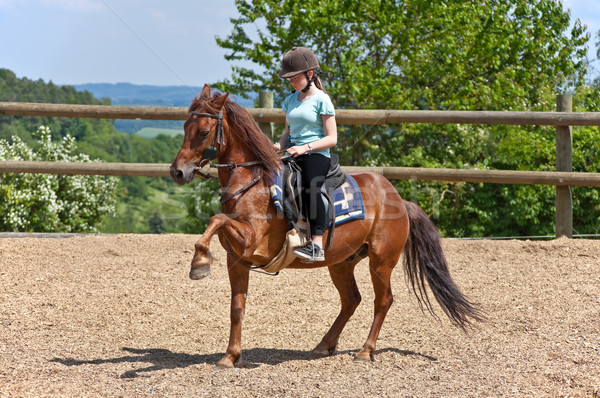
[{"x1": 1, "y1": 0, "x2": 599, "y2": 88}]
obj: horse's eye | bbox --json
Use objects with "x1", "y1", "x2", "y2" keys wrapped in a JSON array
[{"x1": 200, "y1": 130, "x2": 210, "y2": 137}]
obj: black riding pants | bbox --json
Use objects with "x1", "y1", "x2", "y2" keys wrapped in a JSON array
[{"x1": 295, "y1": 153, "x2": 331, "y2": 236}]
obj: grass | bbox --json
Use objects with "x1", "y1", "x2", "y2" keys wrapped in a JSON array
[{"x1": 135, "y1": 127, "x2": 183, "y2": 139}]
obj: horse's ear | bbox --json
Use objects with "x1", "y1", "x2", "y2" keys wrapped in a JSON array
[
  {"x1": 212, "y1": 92, "x2": 230, "y2": 109},
  {"x1": 197, "y1": 84, "x2": 211, "y2": 100}
]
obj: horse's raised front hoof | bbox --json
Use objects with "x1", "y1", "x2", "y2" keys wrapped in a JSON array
[
  {"x1": 190, "y1": 249, "x2": 213, "y2": 280},
  {"x1": 354, "y1": 350, "x2": 375, "y2": 362},
  {"x1": 189, "y1": 264, "x2": 211, "y2": 280}
]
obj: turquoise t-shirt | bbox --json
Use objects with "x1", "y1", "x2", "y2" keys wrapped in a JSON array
[{"x1": 282, "y1": 90, "x2": 335, "y2": 157}]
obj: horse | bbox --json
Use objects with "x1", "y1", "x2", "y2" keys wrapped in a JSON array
[{"x1": 170, "y1": 84, "x2": 484, "y2": 368}]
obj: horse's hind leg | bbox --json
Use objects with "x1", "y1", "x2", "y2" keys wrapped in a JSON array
[
  {"x1": 355, "y1": 256, "x2": 396, "y2": 362},
  {"x1": 311, "y1": 260, "x2": 362, "y2": 359}
]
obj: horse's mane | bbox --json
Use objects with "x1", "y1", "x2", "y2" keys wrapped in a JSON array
[{"x1": 189, "y1": 93, "x2": 281, "y2": 181}]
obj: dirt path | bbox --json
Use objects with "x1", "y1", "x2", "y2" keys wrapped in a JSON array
[{"x1": 1, "y1": 235, "x2": 599, "y2": 397}]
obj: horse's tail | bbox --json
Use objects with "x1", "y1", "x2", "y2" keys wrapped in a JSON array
[{"x1": 403, "y1": 201, "x2": 485, "y2": 329}]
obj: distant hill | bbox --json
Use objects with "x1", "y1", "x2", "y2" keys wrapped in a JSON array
[
  {"x1": 74, "y1": 82, "x2": 256, "y2": 134},
  {"x1": 74, "y1": 82, "x2": 255, "y2": 107},
  {"x1": 74, "y1": 83, "x2": 201, "y2": 107}
]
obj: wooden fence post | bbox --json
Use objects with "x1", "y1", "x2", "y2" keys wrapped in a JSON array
[
  {"x1": 555, "y1": 94, "x2": 573, "y2": 238},
  {"x1": 258, "y1": 91, "x2": 274, "y2": 140}
]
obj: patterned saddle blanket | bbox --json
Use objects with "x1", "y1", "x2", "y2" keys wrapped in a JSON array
[{"x1": 270, "y1": 168, "x2": 365, "y2": 228}]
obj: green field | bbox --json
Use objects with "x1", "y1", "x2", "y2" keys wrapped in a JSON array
[{"x1": 135, "y1": 127, "x2": 183, "y2": 139}]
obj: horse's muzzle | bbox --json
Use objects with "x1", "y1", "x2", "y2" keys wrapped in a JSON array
[{"x1": 170, "y1": 164, "x2": 195, "y2": 185}]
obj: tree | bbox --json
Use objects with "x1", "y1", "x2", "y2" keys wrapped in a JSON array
[
  {"x1": 149, "y1": 211, "x2": 166, "y2": 234},
  {"x1": 593, "y1": 29, "x2": 600, "y2": 85},
  {"x1": 215, "y1": 0, "x2": 598, "y2": 237},
  {"x1": 1, "y1": 69, "x2": 196, "y2": 234},
  {"x1": 175, "y1": 179, "x2": 222, "y2": 234},
  {"x1": 0, "y1": 126, "x2": 118, "y2": 232},
  {"x1": 216, "y1": 0, "x2": 588, "y2": 160},
  {"x1": 0, "y1": 68, "x2": 114, "y2": 144}
]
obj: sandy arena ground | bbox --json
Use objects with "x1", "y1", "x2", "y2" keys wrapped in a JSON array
[{"x1": 1, "y1": 234, "x2": 599, "y2": 397}]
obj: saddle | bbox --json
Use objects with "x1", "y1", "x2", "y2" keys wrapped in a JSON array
[{"x1": 281, "y1": 154, "x2": 346, "y2": 248}]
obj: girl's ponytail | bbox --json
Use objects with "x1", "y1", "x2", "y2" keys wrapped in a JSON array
[{"x1": 314, "y1": 74, "x2": 327, "y2": 94}]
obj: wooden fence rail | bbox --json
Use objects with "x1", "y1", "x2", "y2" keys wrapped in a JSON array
[
  {"x1": 2, "y1": 98, "x2": 600, "y2": 238},
  {"x1": 2, "y1": 101, "x2": 600, "y2": 126},
  {"x1": 2, "y1": 160, "x2": 600, "y2": 187}
]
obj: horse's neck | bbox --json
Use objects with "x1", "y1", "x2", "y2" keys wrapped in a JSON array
[
  {"x1": 218, "y1": 175, "x2": 288, "y2": 261},
  {"x1": 217, "y1": 126, "x2": 289, "y2": 247},
  {"x1": 219, "y1": 134, "x2": 256, "y2": 165}
]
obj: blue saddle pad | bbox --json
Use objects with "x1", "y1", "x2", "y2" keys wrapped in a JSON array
[{"x1": 270, "y1": 173, "x2": 365, "y2": 227}]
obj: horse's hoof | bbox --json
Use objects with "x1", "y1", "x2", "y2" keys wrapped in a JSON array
[
  {"x1": 310, "y1": 345, "x2": 336, "y2": 359},
  {"x1": 354, "y1": 351, "x2": 374, "y2": 362},
  {"x1": 309, "y1": 349, "x2": 329, "y2": 360},
  {"x1": 191, "y1": 248, "x2": 214, "y2": 277},
  {"x1": 216, "y1": 357, "x2": 239, "y2": 369},
  {"x1": 215, "y1": 359, "x2": 234, "y2": 369},
  {"x1": 189, "y1": 265, "x2": 211, "y2": 280}
]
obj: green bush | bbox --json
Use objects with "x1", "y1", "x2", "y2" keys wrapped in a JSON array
[{"x1": 0, "y1": 126, "x2": 118, "y2": 232}]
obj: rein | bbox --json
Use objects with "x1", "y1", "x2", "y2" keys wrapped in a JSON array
[{"x1": 193, "y1": 159, "x2": 262, "y2": 205}]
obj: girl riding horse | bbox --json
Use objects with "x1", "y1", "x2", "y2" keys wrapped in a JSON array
[{"x1": 170, "y1": 82, "x2": 484, "y2": 368}]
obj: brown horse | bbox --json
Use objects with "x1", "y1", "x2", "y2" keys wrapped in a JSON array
[{"x1": 170, "y1": 84, "x2": 483, "y2": 368}]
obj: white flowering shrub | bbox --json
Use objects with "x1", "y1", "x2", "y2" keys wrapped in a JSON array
[{"x1": 0, "y1": 126, "x2": 118, "y2": 232}]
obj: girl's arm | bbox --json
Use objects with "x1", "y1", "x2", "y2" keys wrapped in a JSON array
[{"x1": 316, "y1": 114, "x2": 338, "y2": 150}]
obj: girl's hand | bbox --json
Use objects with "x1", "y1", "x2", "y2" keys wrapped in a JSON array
[{"x1": 287, "y1": 144, "x2": 310, "y2": 158}]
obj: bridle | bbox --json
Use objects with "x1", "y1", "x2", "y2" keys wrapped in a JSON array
[
  {"x1": 189, "y1": 109, "x2": 261, "y2": 204},
  {"x1": 191, "y1": 110, "x2": 225, "y2": 162}
]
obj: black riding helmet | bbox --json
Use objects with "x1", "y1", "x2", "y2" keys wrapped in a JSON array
[{"x1": 279, "y1": 47, "x2": 320, "y2": 93}]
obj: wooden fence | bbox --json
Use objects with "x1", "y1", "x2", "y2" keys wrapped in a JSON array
[
  {"x1": 2, "y1": 160, "x2": 600, "y2": 187},
  {"x1": 2, "y1": 100, "x2": 600, "y2": 125},
  {"x1": 2, "y1": 96, "x2": 600, "y2": 238}
]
